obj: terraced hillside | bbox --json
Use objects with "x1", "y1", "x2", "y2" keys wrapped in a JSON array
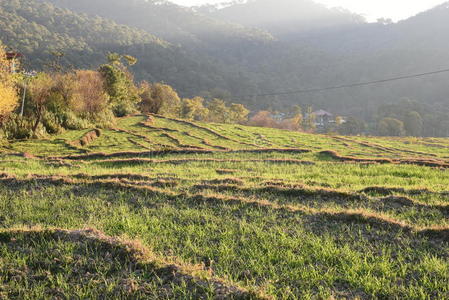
[{"x1": 0, "y1": 115, "x2": 448, "y2": 299}]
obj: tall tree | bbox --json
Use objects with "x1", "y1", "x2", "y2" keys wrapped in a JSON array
[
  {"x1": 140, "y1": 82, "x2": 182, "y2": 117},
  {"x1": 99, "y1": 56, "x2": 139, "y2": 117},
  {"x1": 207, "y1": 99, "x2": 230, "y2": 123},
  {"x1": 28, "y1": 74, "x2": 54, "y2": 133},
  {"x1": 337, "y1": 117, "x2": 366, "y2": 135},
  {"x1": 229, "y1": 103, "x2": 250, "y2": 124},
  {"x1": 0, "y1": 43, "x2": 18, "y2": 125},
  {"x1": 181, "y1": 97, "x2": 209, "y2": 121},
  {"x1": 377, "y1": 118, "x2": 405, "y2": 136},
  {"x1": 302, "y1": 106, "x2": 316, "y2": 132},
  {"x1": 404, "y1": 111, "x2": 423, "y2": 137}
]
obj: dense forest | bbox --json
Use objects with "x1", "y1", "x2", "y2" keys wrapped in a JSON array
[{"x1": 1, "y1": 0, "x2": 449, "y2": 136}]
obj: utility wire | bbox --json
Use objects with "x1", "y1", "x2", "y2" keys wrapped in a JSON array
[{"x1": 234, "y1": 67, "x2": 449, "y2": 100}]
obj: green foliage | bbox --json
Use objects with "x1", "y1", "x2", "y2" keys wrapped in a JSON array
[
  {"x1": 99, "y1": 64, "x2": 139, "y2": 117},
  {"x1": 404, "y1": 111, "x2": 424, "y2": 137},
  {"x1": 337, "y1": 117, "x2": 366, "y2": 135},
  {"x1": 229, "y1": 103, "x2": 250, "y2": 124},
  {"x1": 207, "y1": 99, "x2": 230, "y2": 123},
  {"x1": 377, "y1": 117, "x2": 406, "y2": 137},
  {"x1": 1, "y1": 114, "x2": 35, "y2": 139},
  {"x1": 376, "y1": 100, "x2": 443, "y2": 137},
  {"x1": 2, "y1": 0, "x2": 448, "y2": 138},
  {"x1": 181, "y1": 97, "x2": 209, "y2": 121}
]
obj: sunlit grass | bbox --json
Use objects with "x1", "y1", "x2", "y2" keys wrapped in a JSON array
[{"x1": 0, "y1": 115, "x2": 448, "y2": 299}]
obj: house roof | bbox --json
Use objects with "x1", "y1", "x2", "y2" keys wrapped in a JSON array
[
  {"x1": 6, "y1": 52, "x2": 22, "y2": 60},
  {"x1": 312, "y1": 109, "x2": 333, "y2": 117}
]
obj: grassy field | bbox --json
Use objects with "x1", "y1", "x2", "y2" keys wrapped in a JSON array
[{"x1": 0, "y1": 115, "x2": 448, "y2": 299}]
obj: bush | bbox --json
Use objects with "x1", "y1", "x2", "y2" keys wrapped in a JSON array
[
  {"x1": 248, "y1": 111, "x2": 277, "y2": 128},
  {"x1": 2, "y1": 114, "x2": 36, "y2": 140}
]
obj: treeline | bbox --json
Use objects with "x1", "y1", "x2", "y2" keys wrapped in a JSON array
[
  {"x1": 0, "y1": 43, "x2": 252, "y2": 140},
  {"x1": 375, "y1": 99, "x2": 449, "y2": 137}
]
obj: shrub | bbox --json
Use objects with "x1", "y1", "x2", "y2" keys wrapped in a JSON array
[
  {"x1": 1, "y1": 114, "x2": 34, "y2": 140},
  {"x1": 248, "y1": 111, "x2": 277, "y2": 128}
]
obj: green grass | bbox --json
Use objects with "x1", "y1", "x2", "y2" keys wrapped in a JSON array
[{"x1": 0, "y1": 115, "x2": 448, "y2": 299}]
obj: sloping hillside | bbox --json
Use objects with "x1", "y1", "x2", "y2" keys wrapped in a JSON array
[
  {"x1": 2, "y1": 0, "x2": 449, "y2": 132},
  {"x1": 41, "y1": 0, "x2": 274, "y2": 48},
  {"x1": 0, "y1": 116, "x2": 448, "y2": 298},
  {"x1": 0, "y1": 0, "x2": 167, "y2": 67},
  {"x1": 0, "y1": 0, "x2": 254, "y2": 96}
]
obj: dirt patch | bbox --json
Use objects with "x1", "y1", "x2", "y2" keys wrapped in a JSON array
[
  {"x1": 22, "y1": 152, "x2": 37, "y2": 159},
  {"x1": 202, "y1": 178, "x2": 245, "y2": 186},
  {"x1": 319, "y1": 150, "x2": 393, "y2": 164},
  {"x1": 216, "y1": 169, "x2": 238, "y2": 175},
  {"x1": 360, "y1": 186, "x2": 449, "y2": 197}
]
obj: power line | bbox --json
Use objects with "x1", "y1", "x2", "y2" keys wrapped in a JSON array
[{"x1": 234, "y1": 67, "x2": 449, "y2": 100}]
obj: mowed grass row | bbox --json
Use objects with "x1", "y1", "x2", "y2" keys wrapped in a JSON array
[
  {"x1": 1, "y1": 115, "x2": 448, "y2": 298},
  {"x1": 4, "y1": 115, "x2": 448, "y2": 162},
  {"x1": 0, "y1": 229, "x2": 236, "y2": 300},
  {"x1": 0, "y1": 180, "x2": 448, "y2": 299},
  {"x1": 1, "y1": 151, "x2": 448, "y2": 191}
]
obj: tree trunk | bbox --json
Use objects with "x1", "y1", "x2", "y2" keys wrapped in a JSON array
[{"x1": 32, "y1": 107, "x2": 42, "y2": 133}]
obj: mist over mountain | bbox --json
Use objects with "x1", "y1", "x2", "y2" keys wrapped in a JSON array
[
  {"x1": 41, "y1": 0, "x2": 273, "y2": 49},
  {"x1": 203, "y1": 0, "x2": 365, "y2": 39},
  {"x1": 2, "y1": 0, "x2": 449, "y2": 135}
]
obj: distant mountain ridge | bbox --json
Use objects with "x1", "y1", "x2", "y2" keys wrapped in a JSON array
[
  {"x1": 1, "y1": 0, "x2": 449, "y2": 135},
  {"x1": 203, "y1": 0, "x2": 365, "y2": 39},
  {"x1": 0, "y1": 0, "x2": 168, "y2": 67},
  {"x1": 40, "y1": 0, "x2": 274, "y2": 48}
]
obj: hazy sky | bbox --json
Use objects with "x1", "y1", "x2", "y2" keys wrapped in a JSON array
[{"x1": 170, "y1": 0, "x2": 447, "y2": 21}]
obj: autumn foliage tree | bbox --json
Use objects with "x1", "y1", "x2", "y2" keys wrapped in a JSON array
[
  {"x1": 71, "y1": 70, "x2": 109, "y2": 116},
  {"x1": 248, "y1": 111, "x2": 277, "y2": 128},
  {"x1": 0, "y1": 44, "x2": 18, "y2": 125},
  {"x1": 140, "y1": 82, "x2": 182, "y2": 117}
]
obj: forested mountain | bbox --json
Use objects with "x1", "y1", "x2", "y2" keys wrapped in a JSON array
[
  {"x1": 2, "y1": 0, "x2": 449, "y2": 136},
  {"x1": 0, "y1": 0, "x2": 260, "y2": 96},
  {"x1": 40, "y1": 0, "x2": 273, "y2": 49},
  {"x1": 0, "y1": 0, "x2": 167, "y2": 67}
]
